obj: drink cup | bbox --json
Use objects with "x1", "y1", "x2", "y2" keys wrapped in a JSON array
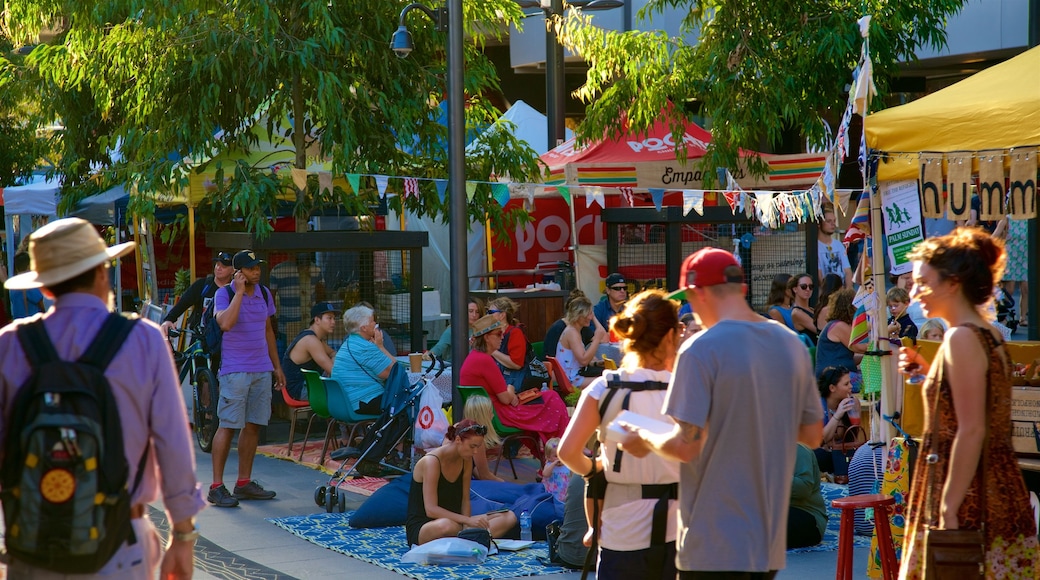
[
  {"x1": 409, "y1": 353, "x2": 423, "y2": 373},
  {"x1": 847, "y1": 398, "x2": 861, "y2": 425}
]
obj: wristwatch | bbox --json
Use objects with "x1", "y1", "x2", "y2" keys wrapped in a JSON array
[{"x1": 173, "y1": 527, "x2": 200, "y2": 542}]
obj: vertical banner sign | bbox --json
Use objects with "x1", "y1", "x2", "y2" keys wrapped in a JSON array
[
  {"x1": 918, "y1": 154, "x2": 944, "y2": 218},
  {"x1": 1008, "y1": 148, "x2": 1037, "y2": 219},
  {"x1": 977, "y1": 150, "x2": 1006, "y2": 220},
  {"x1": 946, "y1": 154, "x2": 972, "y2": 220},
  {"x1": 881, "y1": 180, "x2": 925, "y2": 276}
]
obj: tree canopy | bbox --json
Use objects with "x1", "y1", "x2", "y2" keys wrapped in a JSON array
[
  {"x1": 1, "y1": 0, "x2": 544, "y2": 238},
  {"x1": 559, "y1": 0, "x2": 967, "y2": 185}
]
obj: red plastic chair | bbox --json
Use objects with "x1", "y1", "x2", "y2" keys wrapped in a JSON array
[
  {"x1": 543, "y1": 355, "x2": 576, "y2": 396},
  {"x1": 831, "y1": 494, "x2": 898, "y2": 580},
  {"x1": 280, "y1": 387, "x2": 312, "y2": 459}
]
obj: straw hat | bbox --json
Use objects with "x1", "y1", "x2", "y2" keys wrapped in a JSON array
[
  {"x1": 470, "y1": 314, "x2": 503, "y2": 338},
  {"x1": 4, "y1": 218, "x2": 135, "y2": 290}
]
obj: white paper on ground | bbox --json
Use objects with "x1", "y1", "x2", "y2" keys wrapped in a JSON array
[{"x1": 494, "y1": 539, "x2": 536, "y2": 551}]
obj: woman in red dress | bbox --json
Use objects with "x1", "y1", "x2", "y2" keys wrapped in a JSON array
[{"x1": 459, "y1": 315, "x2": 569, "y2": 442}]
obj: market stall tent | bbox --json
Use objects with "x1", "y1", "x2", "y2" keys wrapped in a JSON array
[
  {"x1": 466, "y1": 100, "x2": 572, "y2": 156},
  {"x1": 865, "y1": 45, "x2": 1040, "y2": 181},
  {"x1": 2, "y1": 175, "x2": 60, "y2": 278}
]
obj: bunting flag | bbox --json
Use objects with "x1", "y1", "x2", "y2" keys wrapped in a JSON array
[
  {"x1": 585, "y1": 186, "x2": 605, "y2": 209},
  {"x1": 618, "y1": 186, "x2": 635, "y2": 207},
  {"x1": 491, "y1": 182, "x2": 510, "y2": 207},
  {"x1": 291, "y1": 168, "x2": 308, "y2": 191},
  {"x1": 946, "y1": 154, "x2": 972, "y2": 220},
  {"x1": 1008, "y1": 148, "x2": 1038, "y2": 219},
  {"x1": 649, "y1": 188, "x2": 664, "y2": 211},
  {"x1": 465, "y1": 181, "x2": 478, "y2": 201},
  {"x1": 844, "y1": 193, "x2": 871, "y2": 244},
  {"x1": 403, "y1": 177, "x2": 419, "y2": 198},
  {"x1": 318, "y1": 171, "x2": 333, "y2": 196},
  {"x1": 849, "y1": 303, "x2": 871, "y2": 347},
  {"x1": 852, "y1": 16, "x2": 876, "y2": 116},
  {"x1": 722, "y1": 190, "x2": 742, "y2": 213},
  {"x1": 558, "y1": 185, "x2": 571, "y2": 205},
  {"x1": 682, "y1": 189, "x2": 704, "y2": 216},
  {"x1": 977, "y1": 150, "x2": 1006, "y2": 220},
  {"x1": 374, "y1": 175, "x2": 389, "y2": 199},
  {"x1": 434, "y1": 179, "x2": 448, "y2": 203},
  {"x1": 754, "y1": 192, "x2": 776, "y2": 227},
  {"x1": 918, "y1": 155, "x2": 944, "y2": 218},
  {"x1": 347, "y1": 173, "x2": 361, "y2": 194}
]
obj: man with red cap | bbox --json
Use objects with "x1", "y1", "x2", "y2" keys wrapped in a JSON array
[{"x1": 618, "y1": 247, "x2": 823, "y2": 579}]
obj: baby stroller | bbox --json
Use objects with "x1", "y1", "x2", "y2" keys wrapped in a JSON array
[
  {"x1": 996, "y1": 285, "x2": 1019, "y2": 334},
  {"x1": 314, "y1": 357, "x2": 447, "y2": 513}
]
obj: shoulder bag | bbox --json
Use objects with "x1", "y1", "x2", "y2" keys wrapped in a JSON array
[{"x1": 923, "y1": 329, "x2": 989, "y2": 579}]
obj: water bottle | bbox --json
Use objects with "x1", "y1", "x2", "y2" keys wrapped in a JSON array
[
  {"x1": 541, "y1": 382, "x2": 548, "y2": 392},
  {"x1": 519, "y1": 510, "x2": 532, "y2": 541}
]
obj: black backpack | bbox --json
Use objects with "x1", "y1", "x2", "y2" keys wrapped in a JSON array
[
  {"x1": 1, "y1": 313, "x2": 148, "y2": 573},
  {"x1": 202, "y1": 284, "x2": 269, "y2": 357}
]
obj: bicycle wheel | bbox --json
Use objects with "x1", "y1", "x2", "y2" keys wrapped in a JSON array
[{"x1": 193, "y1": 366, "x2": 220, "y2": 453}]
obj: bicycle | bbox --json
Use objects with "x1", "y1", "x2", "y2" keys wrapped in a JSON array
[{"x1": 168, "y1": 327, "x2": 220, "y2": 453}]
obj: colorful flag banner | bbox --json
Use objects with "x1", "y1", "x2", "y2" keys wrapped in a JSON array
[
  {"x1": 1008, "y1": 148, "x2": 1037, "y2": 219},
  {"x1": 682, "y1": 189, "x2": 704, "y2": 216},
  {"x1": 374, "y1": 175, "x2": 389, "y2": 199},
  {"x1": 403, "y1": 177, "x2": 419, "y2": 198},
  {"x1": 491, "y1": 183, "x2": 510, "y2": 207},
  {"x1": 465, "y1": 181, "x2": 477, "y2": 201},
  {"x1": 291, "y1": 168, "x2": 308, "y2": 192},
  {"x1": 977, "y1": 150, "x2": 1006, "y2": 220},
  {"x1": 649, "y1": 188, "x2": 664, "y2": 211},
  {"x1": 918, "y1": 154, "x2": 944, "y2": 219},
  {"x1": 945, "y1": 154, "x2": 972, "y2": 220},
  {"x1": 318, "y1": 171, "x2": 333, "y2": 196},
  {"x1": 434, "y1": 179, "x2": 448, "y2": 203},
  {"x1": 347, "y1": 173, "x2": 361, "y2": 194},
  {"x1": 558, "y1": 186, "x2": 571, "y2": 206},
  {"x1": 585, "y1": 187, "x2": 605, "y2": 209},
  {"x1": 618, "y1": 186, "x2": 635, "y2": 206}
]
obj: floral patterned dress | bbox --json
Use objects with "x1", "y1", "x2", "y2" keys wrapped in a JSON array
[{"x1": 899, "y1": 324, "x2": 1038, "y2": 579}]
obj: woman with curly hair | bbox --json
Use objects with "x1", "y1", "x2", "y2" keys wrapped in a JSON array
[{"x1": 814, "y1": 288, "x2": 867, "y2": 391}]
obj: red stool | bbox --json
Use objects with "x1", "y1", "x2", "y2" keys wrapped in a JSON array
[{"x1": 830, "y1": 494, "x2": 898, "y2": 580}]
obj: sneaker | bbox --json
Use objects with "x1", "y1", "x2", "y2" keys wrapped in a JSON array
[
  {"x1": 207, "y1": 484, "x2": 240, "y2": 508},
  {"x1": 233, "y1": 480, "x2": 277, "y2": 500}
]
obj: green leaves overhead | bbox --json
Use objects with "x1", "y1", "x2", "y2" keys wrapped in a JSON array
[
  {"x1": 561, "y1": 0, "x2": 967, "y2": 186},
  {"x1": 2, "y1": 0, "x2": 542, "y2": 236}
]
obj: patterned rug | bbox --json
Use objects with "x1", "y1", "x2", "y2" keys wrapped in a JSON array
[
  {"x1": 267, "y1": 512, "x2": 569, "y2": 580},
  {"x1": 788, "y1": 483, "x2": 874, "y2": 554},
  {"x1": 256, "y1": 443, "x2": 391, "y2": 496}
]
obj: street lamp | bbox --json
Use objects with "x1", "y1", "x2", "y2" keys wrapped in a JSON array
[
  {"x1": 391, "y1": 0, "x2": 468, "y2": 414},
  {"x1": 517, "y1": 0, "x2": 624, "y2": 150}
]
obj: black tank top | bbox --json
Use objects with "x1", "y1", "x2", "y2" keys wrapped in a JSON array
[
  {"x1": 282, "y1": 330, "x2": 322, "y2": 399},
  {"x1": 405, "y1": 455, "x2": 465, "y2": 545}
]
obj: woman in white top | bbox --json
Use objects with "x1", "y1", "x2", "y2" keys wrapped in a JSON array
[
  {"x1": 555, "y1": 296, "x2": 608, "y2": 388},
  {"x1": 557, "y1": 290, "x2": 683, "y2": 580}
]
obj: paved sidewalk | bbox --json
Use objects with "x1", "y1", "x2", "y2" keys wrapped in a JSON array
[{"x1": 164, "y1": 427, "x2": 871, "y2": 579}]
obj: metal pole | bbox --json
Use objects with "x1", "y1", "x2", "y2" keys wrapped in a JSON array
[
  {"x1": 447, "y1": 0, "x2": 468, "y2": 414},
  {"x1": 546, "y1": 0, "x2": 566, "y2": 149},
  {"x1": 1027, "y1": 0, "x2": 1039, "y2": 340}
]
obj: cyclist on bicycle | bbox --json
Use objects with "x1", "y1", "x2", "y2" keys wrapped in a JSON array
[{"x1": 160, "y1": 251, "x2": 234, "y2": 337}]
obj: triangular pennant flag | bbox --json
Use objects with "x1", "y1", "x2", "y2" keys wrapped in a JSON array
[
  {"x1": 403, "y1": 177, "x2": 419, "y2": 198},
  {"x1": 618, "y1": 186, "x2": 635, "y2": 206},
  {"x1": 585, "y1": 187, "x2": 605, "y2": 209},
  {"x1": 558, "y1": 186, "x2": 571, "y2": 206},
  {"x1": 849, "y1": 303, "x2": 870, "y2": 347},
  {"x1": 291, "y1": 168, "x2": 308, "y2": 192},
  {"x1": 347, "y1": 173, "x2": 361, "y2": 194},
  {"x1": 682, "y1": 190, "x2": 704, "y2": 216},
  {"x1": 723, "y1": 190, "x2": 741, "y2": 213},
  {"x1": 435, "y1": 179, "x2": 448, "y2": 203},
  {"x1": 649, "y1": 188, "x2": 664, "y2": 211},
  {"x1": 492, "y1": 183, "x2": 510, "y2": 207},
  {"x1": 374, "y1": 175, "x2": 389, "y2": 199},
  {"x1": 465, "y1": 181, "x2": 477, "y2": 201},
  {"x1": 318, "y1": 171, "x2": 333, "y2": 196}
]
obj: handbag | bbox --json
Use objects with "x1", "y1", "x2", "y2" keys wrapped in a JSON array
[
  {"x1": 922, "y1": 330, "x2": 989, "y2": 579},
  {"x1": 457, "y1": 527, "x2": 492, "y2": 550}
]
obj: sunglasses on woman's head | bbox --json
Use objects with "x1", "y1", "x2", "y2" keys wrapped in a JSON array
[
  {"x1": 458, "y1": 424, "x2": 488, "y2": 436},
  {"x1": 799, "y1": 284, "x2": 814, "y2": 290},
  {"x1": 487, "y1": 308, "x2": 503, "y2": 314}
]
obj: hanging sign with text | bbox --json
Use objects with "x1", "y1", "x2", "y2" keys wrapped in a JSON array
[{"x1": 881, "y1": 180, "x2": 925, "y2": 275}]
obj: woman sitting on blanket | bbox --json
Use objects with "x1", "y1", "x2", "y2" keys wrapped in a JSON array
[{"x1": 406, "y1": 419, "x2": 517, "y2": 546}]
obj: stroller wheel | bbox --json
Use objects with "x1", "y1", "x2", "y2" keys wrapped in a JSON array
[
  {"x1": 338, "y1": 490, "x2": 347, "y2": 513},
  {"x1": 314, "y1": 486, "x2": 327, "y2": 507},
  {"x1": 326, "y1": 489, "x2": 337, "y2": 513}
]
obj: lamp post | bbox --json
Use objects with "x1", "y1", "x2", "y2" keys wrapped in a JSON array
[
  {"x1": 517, "y1": 0, "x2": 623, "y2": 151},
  {"x1": 391, "y1": 0, "x2": 468, "y2": 413}
]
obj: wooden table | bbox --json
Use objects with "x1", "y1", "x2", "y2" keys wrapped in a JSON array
[{"x1": 473, "y1": 289, "x2": 567, "y2": 344}]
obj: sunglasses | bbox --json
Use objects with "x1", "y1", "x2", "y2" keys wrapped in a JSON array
[
  {"x1": 457, "y1": 424, "x2": 488, "y2": 436},
  {"x1": 799, "y1": 284, "x2": 814, "y2": 290},
  {"x1": 610, "y1": 286, "x2": 628, "y2": 292},
  {"x1": 214, "y1": 252, "x2": 233, "y2": 266},
  {"x1": 487, "y1": 308, "x2": 503, "y2": 314}
]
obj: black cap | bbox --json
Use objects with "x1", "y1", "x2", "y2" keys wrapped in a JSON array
[
  {"x1": 311, "y1": 302, "x2": 340, "y2": 319},
  {"x1": 213, "y1": 251, "x2": 233, "y2": 266},
  {"x1": 605, "y1": 273, "x2": 626, "y2": 287},
  {"x1": 232, "y1": 250, "x2": 264, "y2": 269}
]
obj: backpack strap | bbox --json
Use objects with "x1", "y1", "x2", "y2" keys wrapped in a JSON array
[
  {"x1": 16, "y1": 319, "x2": 61, "y2": 370},
  {"x1": 79, "y1": 314, "x2": 138, "y2": 371}
]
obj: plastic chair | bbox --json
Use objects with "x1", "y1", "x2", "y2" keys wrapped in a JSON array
[
  {"x1": 831, "y1": 494, "x2": 897, "y2": 580},
  {"x1": 299, "y1": 370, "x2": 337, "y2": 463},
  {"x1": 280, "y1": 387, "x2": 312, "y2": 459},
  {"x1": 601, "y1": 354, "x2": 618, "y2": 370},
  {"x1": 457, "y1": 385, "x2": 544, "y2": 479},
  {"x1": 322, "y1": 376, "x2": 380, "y2": 466},
  {"x1": 531, "y1": 341, "x2": 544, "y2": 360},
  {"x1": 543, "y1": 355, "x2": 576, "y2": 395}
]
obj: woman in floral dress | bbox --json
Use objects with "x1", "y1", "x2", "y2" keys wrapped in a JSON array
[{"x1": 898, "y1": 228, "x2": 1037, "y2": 579}]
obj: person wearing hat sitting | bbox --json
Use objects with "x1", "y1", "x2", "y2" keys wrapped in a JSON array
[
  {"x1": 282, "y1": 302, "x2": 339, "y2": 401},
  {"x1": 459, "y1": 315, "x2": 570, "y2": 443},
  {"x1": 594, "y1": 273, "x2": 629, "y2": 330}
]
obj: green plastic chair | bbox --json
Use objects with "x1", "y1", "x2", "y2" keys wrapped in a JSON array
[
  {"x1": 299, "y1": 370, "x2": 336, "y2": 463},
  {"x1": 531, "y1": 341, "x2": 544, "y2": 360},
  {"x1": 457, "y1": 385, "x2": 544, "y2": 479}
]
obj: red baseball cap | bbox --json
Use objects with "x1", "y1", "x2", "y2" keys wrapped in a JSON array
[{"x1": 666, "y1": 248, "x2": 744, "y2": 301}]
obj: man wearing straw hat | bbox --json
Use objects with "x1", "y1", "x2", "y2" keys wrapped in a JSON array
[{"x1": 0, "y1": 217, "x2": 205, "y2": 578}]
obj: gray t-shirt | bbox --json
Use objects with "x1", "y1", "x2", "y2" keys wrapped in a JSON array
[{"x1": 664, "y1": 319, "x2": 822, "y2": 572}]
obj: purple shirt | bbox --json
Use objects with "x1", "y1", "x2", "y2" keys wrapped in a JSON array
[
  {"x1": 215, "y1": 283, "x2": 275, "y2": 376},
  {"x1": 0, "y1": 293, "x2": 206, "y2": 525}
]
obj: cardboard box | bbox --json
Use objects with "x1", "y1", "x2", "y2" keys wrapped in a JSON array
[{"x1": 1011, "y1": 387, "x2": 1040, "y2": 456}]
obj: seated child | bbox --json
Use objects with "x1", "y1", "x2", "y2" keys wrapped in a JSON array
[
  {"x1": 541, "y1": 438, "x2": 571, "y2": 503},
  {"x1": 919, "y1": 318, "x2": 945, "y2": 341},
  {"x1": 886, "y1": 287, "x2": 919, "y2": 341}
]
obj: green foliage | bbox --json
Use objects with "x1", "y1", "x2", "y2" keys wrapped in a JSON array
[
  {"x1": 561, "y1": 0, "x2": 967, "y2": 186},
  {"x1": 2, "y1": 0, "x2": 544, "y2": 237},
  {"x1": 0, "y1": 35, "x2": 54, "y2": 186},
  {"x1": 172, "y1": 268, "x2": 192, "y2": 297}
]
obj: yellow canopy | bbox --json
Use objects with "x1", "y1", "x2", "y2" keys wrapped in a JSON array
[{"x1": 866, "y1": 45, "x2": 1040, "y2": 180}]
